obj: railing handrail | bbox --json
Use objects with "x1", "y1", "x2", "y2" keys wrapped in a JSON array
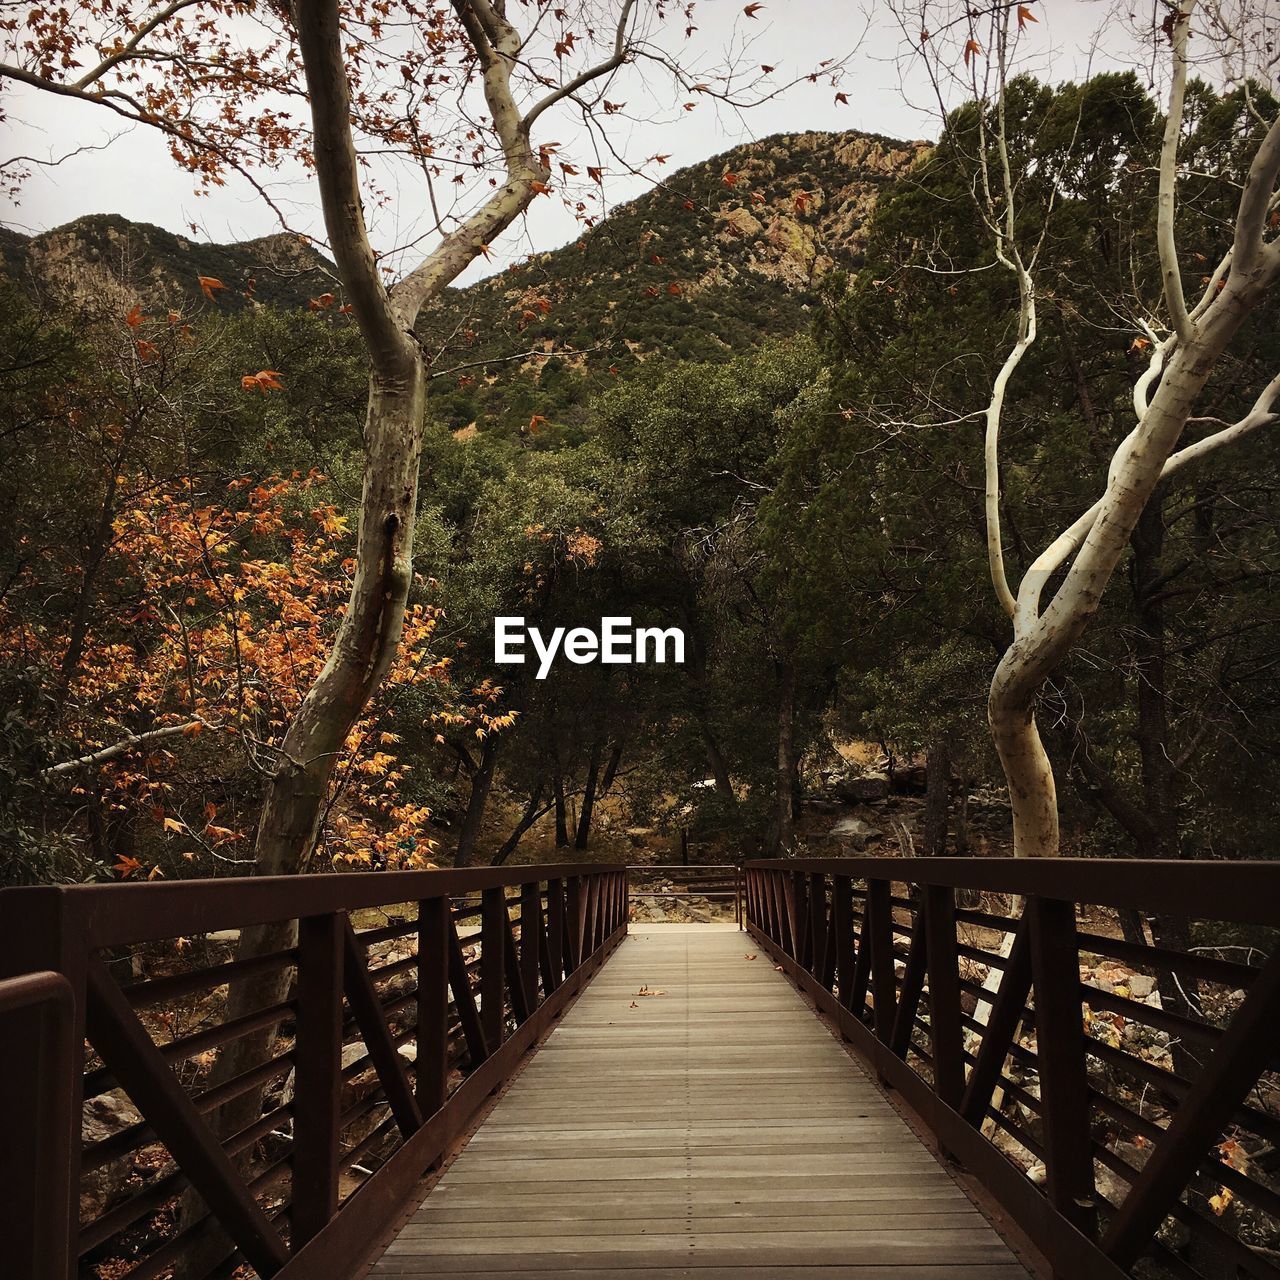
[
  {"x1": 746, "y1": 855, "x2": 1280, "y2": 926},
  {"x1": 0, "y1": 862, "x2": 615, "y2": 948}
]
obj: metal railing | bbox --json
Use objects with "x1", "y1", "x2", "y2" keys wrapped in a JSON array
[
  {"x1": 745, "y1": 857, "x2": 1280, "y2": 1280},
  {"x1": 0, "y1": 864, "x2": 627, "y2": 1280}
]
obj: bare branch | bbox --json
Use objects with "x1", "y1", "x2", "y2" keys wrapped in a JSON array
[{"x1": 1158, "y1": 0, "x2": 1195, "y2": 344}]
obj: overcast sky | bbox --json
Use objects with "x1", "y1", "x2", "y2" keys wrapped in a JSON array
[{"x1": 2, "y1": 1, "x2": 1142, "y2": 285}]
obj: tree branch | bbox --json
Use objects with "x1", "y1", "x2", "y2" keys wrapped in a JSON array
[
  {"x1": 1157, "y1": 0, "x2": 1194, "y2": 344},
  {"x1": 42, "y1": 722, "x2": 206, "y2": 777}
]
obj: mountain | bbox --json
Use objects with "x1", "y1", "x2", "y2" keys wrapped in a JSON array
[
  {"x1": 0, "y1": 129, "x2": 925, "y2": 435},
  {"x1": 0, "y1": 213, "x2": 336, "y2": 311},
  {"x1": 416, "y1": 129, "x2": 926, "y2": 435}
]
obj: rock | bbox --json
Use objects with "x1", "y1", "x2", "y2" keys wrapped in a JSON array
[
  {"x1": 834, "y1": 773, "x2": 890, "y2": 804},
  {"x1": 829, "y1": 816, "x2": 883, "y2": 850},
  {"x1": 81, "y1": 1092, "x2": 145, "y2": 1220},
  {"x1": 891, "y1": 764, "x2": 928, "y2": 795},
  {"x1": 1128, "y1": 974, "x2": 1156, "y2": 999}
]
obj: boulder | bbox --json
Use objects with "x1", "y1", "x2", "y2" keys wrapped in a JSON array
[
  {"x1": 834, "y1": 773, "x2": 890, "y2": 804},
  {"x1": 81, "y1": 1092, "x2": 146, "y2": 1220},
  {"x1": 829, "y1": 816, "x2": 883, "y2": 850}
]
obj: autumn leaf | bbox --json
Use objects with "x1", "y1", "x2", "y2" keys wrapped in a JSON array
[
  {"x1": 198, "y1": 275, "x2": 227, "y2": 302},
  {"x1": 586, "y1": 166, "x2": 603, "y2": 183},
  {"x1": 1209, "y1": 1188, "x2": 1234, "y2": 1216},
  {"x1": 125, "y1": 304, "x2": 145, "y2": 329},
  {"x1": 241, "y1": 369, "x2": 285, "y2": 395},
  {"x1": 682, "y1": 199, "x2": 696, "y2": 210},
  {"x1": 963, "y1": 38, "x2": 982, "y2": 67},
  {"x1": 643, "y1": 285, "x2": 659, "y2": 298},
  {"x1": 308, "y1": 292, "x2": 335, "y2": 310},
  {"x1": 761, "y1": 64, "x2": 775, "y2": 73},
  {"x1": 114, "y1": 854, "x2": 142, "y2": 879},
  {"x1": 794, "y1": 190, "x2": 810, "y2": 213},
  {"x1": 1129, "y1": 337, "x2": 1151, "y2": 353},
  {"x1": 722, "y1": 170, "x2": 738, "y2": 187},
  {"x1": 603, "y1": 100, "x2": 626, "y2": 114},
  {"x1": 743, "y1": 2, "x2": 763, "y2": 16},
  {"x1": 666, "y1": 282, "x2": 682, "y2": 295},
  {"x1": 1016, "y1": 4, "x2": 1038, "y2": 29},
  {"x1": 136, "y1": 339, "x2": 159, "y2": 362},
  {"x1": 162, "y1": 816, "x2": 185, "y2": 834},
  {"x1": 834, "y1": 91, "x2": 849, "y2": 105},
  {"x1": 528, "y1": 414, "x2": 549, "y2": 433}
]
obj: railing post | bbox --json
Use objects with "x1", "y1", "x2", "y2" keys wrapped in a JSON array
[
  {"x1": 519, "y1": 881, "x2": 542, "y2": 1009},
  {"x1": 0, "y1": 888, "x2": 84, "y2": 1280},
  {"x1": 866, "y1": 878, "x2": 896, "y2": 1044},
  {"x1": 808, "y1": 872, "x2": 827, "y2": 982},
  {"x1": 292, "y1": 911, "x2": 344, "y2": 1248},
  {"x1": 565, "y1": 875, "x2": 583, "y2": 971},
  {"x1": 416, "y1": 896, "x2": 449, "y2": 1117},
  {"x1": 1027, "y1": 895, "x2": 1097, "y2": 1242},
  {"x1": 923, "y1": 885, "x2": 965, "y2": 1110},
  {"x1": 833, "y1": 875, "x2": 856, "y2": 1014},
  {"x1": 545, "y1": 878, "x2": 565, "y2": 991},
  {"x1": 480, "y1": 887, "x2": 507, "y2": 1052}
]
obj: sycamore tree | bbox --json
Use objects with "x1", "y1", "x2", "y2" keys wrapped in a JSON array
[
  {"x1": 894, "y1": 0, "x2": 1280, "y2": 856},
  {"x1": 2, "y1": 0, "x2": 846, "y2": 877}
]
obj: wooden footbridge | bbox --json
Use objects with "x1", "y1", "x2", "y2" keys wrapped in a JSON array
[{"x1": 2, "y1": 859, "x2": 1278, "y2": 1280}]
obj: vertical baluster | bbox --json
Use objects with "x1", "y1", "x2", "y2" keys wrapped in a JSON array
[
  {"x1": 833, "y1": 875, "x2": 856, "y2": 1012},
  {"x1": 480, "y1": 887, "x2": 507, "y2": 1051},
  {"x1": 924, "y1": 885, "x2": 965, "y2": 1110},
  {"x1": 292, "y1": 911, "x2": 344, "y2": 1247},
  {"x1": 519, "y1": 882, "x2": 541, "y2": 1012},
  {"x1": 866, "y1": 878, "x2": 896, "y2": 1044},
  {"x1": 545, "y1": 878, "x2": 565, "y2": 991},
  {"x1": 566, "y1": 876, "x2": 583, "y2": 971},
  {"x1": 808, "y1": 872, "x2": 827, "y2": 981},
  {"x1": 416, "y1": 896, "x2": 449, "y2": 1118},
  {"x1": 1027, "y1": 895, "x2": 1097, "y2": 1239}
]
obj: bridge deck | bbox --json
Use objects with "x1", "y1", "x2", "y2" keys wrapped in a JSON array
[{"x1": 368, "y1": 924, "x2": 1032, "y2": 1279}]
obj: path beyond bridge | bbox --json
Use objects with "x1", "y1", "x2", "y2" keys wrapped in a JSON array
[{"x1": 370, "y1": 925, "x2": 1029, "y2": 1279}]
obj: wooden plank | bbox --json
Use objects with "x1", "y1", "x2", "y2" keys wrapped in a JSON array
[{"x1": 368, "y1": 925, "x2": 1030, "y2": 1280}]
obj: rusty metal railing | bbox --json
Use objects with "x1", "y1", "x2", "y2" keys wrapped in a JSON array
[
  {"x1": 0, "y1": 864, "x2": 627, "y2": 1280},
  {"x1": 745, "y1": 857, "x2": 1280, "y2": 1280}
]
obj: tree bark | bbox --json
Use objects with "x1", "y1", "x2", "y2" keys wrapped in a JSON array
[
  {"x1": 774, "y1": 658, "x2": 796, "y2": 855},
  {"x1": 553, "y1": 767, "x2": 570, "y2": 847},
  {"x1": 574, "y1": 740, "x2": 602, "y2": 850},
  {"x1": 492, "y1": 781, "x2": 551, "y2": 866},
  {"x1": 454, "y1": 733, "x2": 501, "y2": 867},
  {"x1": 922, "y1": 739, "x2": 951, "y2": 855}
]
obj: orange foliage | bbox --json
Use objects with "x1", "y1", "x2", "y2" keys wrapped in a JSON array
[{"x1": 1, "y1": 472, "x2": 503, "y2": 875}]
